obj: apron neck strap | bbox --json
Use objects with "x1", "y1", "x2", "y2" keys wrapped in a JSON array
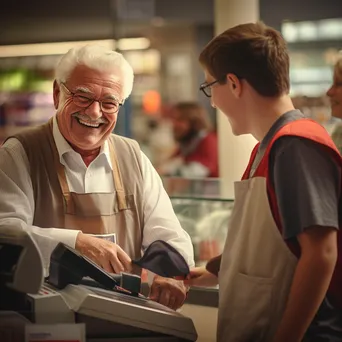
[
  {"x1": 49, "y1": 119, "x2": 127, "y2": 213},
  {"x1": 109, "y1": 136, "x2": 127, "y2": 211},
  {"x1": 48, "y1": 119, "x2": 76, "y2": 214}
]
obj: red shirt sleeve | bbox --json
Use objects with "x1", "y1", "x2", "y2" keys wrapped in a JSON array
[{"x1": 184, "y1": 132, "x2": 219, "y2": 177}]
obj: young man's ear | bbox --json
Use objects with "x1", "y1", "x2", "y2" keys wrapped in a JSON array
[
  {"x1": 227, "y1": 73, "x2": 241, "y2": 97},
  {"x1": 53, "y1": 80, "x2": 60, "y2": 110}
]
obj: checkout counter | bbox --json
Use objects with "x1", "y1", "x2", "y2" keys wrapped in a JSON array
[
  {"x1": 0, "y1": 227, "x2": 197, "y2": 341},
  {"x1": 0, "y1": 178, "x2": 229, "y2": 342}
]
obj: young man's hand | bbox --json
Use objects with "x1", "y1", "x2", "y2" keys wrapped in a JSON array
[{"x1": 183, "y1": 267, "x2": 219, "y2": 288}]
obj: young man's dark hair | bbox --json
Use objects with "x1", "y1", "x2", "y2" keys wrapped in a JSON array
[{"x1": 199, "y1": 21, "x2": 290, "y2": 97}]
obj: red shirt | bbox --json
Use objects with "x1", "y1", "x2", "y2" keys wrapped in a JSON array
[{"x1": 178, "y1": 132, "x2": 219, "y2": 177}]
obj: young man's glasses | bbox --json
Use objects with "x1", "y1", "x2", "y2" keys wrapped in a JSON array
[
  {"x1": 60, "y1": 83, "x2": 123, "y2": 114},
  {"x1": 199, "y1": 77, "x2": 226, "y2": 97}
]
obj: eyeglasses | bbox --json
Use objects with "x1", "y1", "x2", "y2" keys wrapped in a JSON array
[
  {"x1": 199, "y1": 77, "x2": 227, "y2": 98},
  {"x1": 60, "y1": 83, "x2": 123, "y2": 114}
]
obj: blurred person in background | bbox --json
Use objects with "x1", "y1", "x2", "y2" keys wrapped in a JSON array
[
  {"x1": 143, "y1": 117, "x2": 176, "y2": 166},
  {"x1": 0, "y1": 44, "x2": 194, "y2": 310},
  {"x1": 158, "y1": 102, "x2": 218, "y2": 178},
  {"x1": 327, "y1": 57, "x2": 342, "y2": 154}
]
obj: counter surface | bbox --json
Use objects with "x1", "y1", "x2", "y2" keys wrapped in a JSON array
[{"x1": 141, "y1": 283, "x2": 218, "y2": 308}]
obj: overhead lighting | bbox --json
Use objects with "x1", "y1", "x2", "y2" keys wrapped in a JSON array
[
  {"x1": 0, "y1": 40, "x2": 115, "y2": 58},
  {"x1": 117, "y1": 37, "x2": 150, "y2": 51},
  {"x1": 282, "y1": 18, "x2": 342, "y2": 42},
  {"x1": 0, "y1": 37, "x2": 151, "y2": 58}
]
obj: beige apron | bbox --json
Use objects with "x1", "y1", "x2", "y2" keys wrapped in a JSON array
[
  {"x1": 217, "y1": 177, "x2": 298, "y2": 342},
  {"x1": 52, "y1": 136, "x2": 142, "y2": 261},
  {"x1": 9, "y1": 118, "x2": 144, "y2": 265},
  {"x1": 55, "y1": 140, "x2": 125, "y2": 232}
]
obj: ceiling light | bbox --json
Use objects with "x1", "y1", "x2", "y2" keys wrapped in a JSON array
[
  {"x1": 117, "y1": 38, "x2": 150, "y2": 51},
  {"x1": 0, "y1": 40, "x2": 115, "y2": 58},
  {"x1": 0, "y1": 37, "x2": 151, "y2": 58}
]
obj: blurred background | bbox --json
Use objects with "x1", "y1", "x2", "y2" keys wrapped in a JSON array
[
  {"x1": 0, "y1": 0, "x2": 341, "y2": 265},
  {"x1": 1, "y1": 0, "x2": 341, "y2": 147}
]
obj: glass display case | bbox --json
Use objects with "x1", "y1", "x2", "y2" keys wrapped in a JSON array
[{"x1": 163, "y1": 177, "x2": 234, "y2": 267}]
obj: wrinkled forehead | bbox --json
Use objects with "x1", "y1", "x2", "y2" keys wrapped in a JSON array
[
  {"x1": 66, "y1": 64, "x2": 125, "y2": 98},
  {"x1": 107, "y1": 81, "x2": 123, "y2": 97}
]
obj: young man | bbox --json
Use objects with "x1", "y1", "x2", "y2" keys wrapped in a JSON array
[{"x1": 184, "y1": 22, "x2": 342, "y2": 342}]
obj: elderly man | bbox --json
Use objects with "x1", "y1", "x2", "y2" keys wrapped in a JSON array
[{"x1": 0, "y1": 44, "x2": 194, "y2": 310}]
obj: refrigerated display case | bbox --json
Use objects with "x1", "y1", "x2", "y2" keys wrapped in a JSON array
[{"x1": 164, "y1": 177, "x2": 234, "y2": 267}]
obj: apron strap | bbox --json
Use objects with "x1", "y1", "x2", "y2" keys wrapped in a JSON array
[
  {"x1": 109, "y1": 137, "x2": 127, "y2": 211},
  {"x1": 48, "y1": 119, "x2": 76, "y2": 215},
  {"x1": 49, "y1": 119, "x2": 127, "y2": 213},
  {"x1": 55, "y1": 159, "x2": 76, "y2": 214}
]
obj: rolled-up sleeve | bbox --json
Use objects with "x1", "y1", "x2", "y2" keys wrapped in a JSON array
[
  {"x1": 140, "y1": 151, "x2": 195, "y2": 267},
  {"x1": 0, "y1": 138, "x2": 80, "y2": 272}
]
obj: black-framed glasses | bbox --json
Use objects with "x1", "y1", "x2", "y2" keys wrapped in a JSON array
[
  {"x1": 60, "y1": 83, "x2": 123, "y2": 114},
  {"x1": 199, "y1": 77, "x2": 226, "y2": 98}
]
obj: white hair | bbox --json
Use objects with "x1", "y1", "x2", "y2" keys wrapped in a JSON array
[{"x1": 55, "y1": 44, "x2": 134, "y2": 99}]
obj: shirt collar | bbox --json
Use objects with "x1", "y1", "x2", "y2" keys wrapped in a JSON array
[
  {"x1": 52, "y1": 115, "x2": 113, "y2": 169},
  {"x1": 259, "y1": 109, "x2": 304, "y2": 152}
]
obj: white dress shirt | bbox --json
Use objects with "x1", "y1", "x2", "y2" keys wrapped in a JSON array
[{"x1": 0, "y1": 117, "x2": 194, "y2": 272}]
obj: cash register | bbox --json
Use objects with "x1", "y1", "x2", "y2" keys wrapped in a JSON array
[{"x1": 0, "y1": 227, "x2": 198, "y2": 341}]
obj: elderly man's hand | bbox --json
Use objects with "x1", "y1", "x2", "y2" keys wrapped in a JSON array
[
  {"x1": 75, "y1": 232, "x2": 132, "y2": 274},
  {"x1": 149, "y1": 275, "x2": 188, "y2": 310}
]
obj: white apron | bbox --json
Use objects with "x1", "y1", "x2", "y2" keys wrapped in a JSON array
[{"x1": 218, "y1": 177, "x2": 298, "y2": 342}]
